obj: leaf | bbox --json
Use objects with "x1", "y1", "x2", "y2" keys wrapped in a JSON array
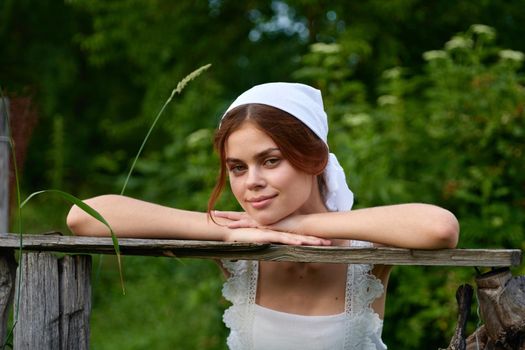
[{"x1": 21, "y1": 189, "x2": 125, "y2": 294}]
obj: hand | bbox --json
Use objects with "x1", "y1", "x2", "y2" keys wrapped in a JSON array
[
  {"x1": 225, "y1": 226, "x2": 331, "y2": 246},
  {"x1": 212, "y1": 210, "x2": 259, "y2": 229},
  {"x1": 213, "y1": 211, "x2": 330, "y2": 246},
  {"x1": 213, "y1": 210, "x2": 305, "y2": 234}
]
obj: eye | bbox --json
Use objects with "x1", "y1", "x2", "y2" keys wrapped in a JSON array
[
  {"x1": 264, "y1": 157, "x2": 280, "y2": 167},
  {"x1": 228, "y1": 164, "x2": 247, "y2": 175}
]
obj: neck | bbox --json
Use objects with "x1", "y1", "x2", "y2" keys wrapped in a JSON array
[
  {"x1": 295, "y1": 177, "x2": 350, "y2": 248},
  {"x1": 296, "y1": 178, "x2": 328, "y2": 215}
]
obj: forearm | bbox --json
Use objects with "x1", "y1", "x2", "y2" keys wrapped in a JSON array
[
  {"x1": 293, "y1": 204, "x2": 459, "y2": 249},
  {"x1": 67, "y1": 194, "x2": 229, "y2": 240}
]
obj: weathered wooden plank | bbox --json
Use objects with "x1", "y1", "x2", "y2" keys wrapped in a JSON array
[
  {"x1": 0, "y1": 234, "x2": 521, "y2": 267},
  {"x1": 0, "y1": 97, "x2": 9, "y2": 235},
  {"x1": 14, "y1": 252, "x2": 60, "y2": 350},
  {"x1": 0, "y1": 233, "x2": 266, "y2": 253},
  {"x1": 59, "y1": 255, "x2": 91, "y2": 350},
  {"x1": 0, "y1": 250, "x2": 16, "y2": 346},
  {"x1": 0, "y1": 98, "x2": 14, "y2": 347},
  {"x1": 13, "y1": 252, "x2": 92, "y2": 350},
  {"x1": 220, "y1": 245, "x2": 523, "y2": 267}
]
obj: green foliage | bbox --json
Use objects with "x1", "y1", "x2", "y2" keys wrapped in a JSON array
[
  {"x1": 296, "y1": 24, "x2": 524, "y2": 348},
  {"x1": 90, "y1": 257, "x2": 228, "y2": 350},
  {"x1": 2, "y1": 1, "x2": 525, "y2": 349},
  {"x1": 419, "y1": 26, "x2": 525, "y2": 250}
]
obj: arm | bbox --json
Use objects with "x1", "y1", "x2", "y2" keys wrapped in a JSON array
[
  {"x1": 275, "y1": 204, "x2": 459, "y2": 249},
  {"x1": 216, "y1": 204, "x2": 459, "y2": 249},
  {"x1": 67, "y1": 194, "x2": 227, "y2": 239},
  {"x1": 66, "y1": 194, "x2": 330, "y2": 245}
]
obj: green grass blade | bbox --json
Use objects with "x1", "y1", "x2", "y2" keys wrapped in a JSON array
[
  {"x1": 21, "y1": 189, "x2": 125, "y2": 294},
  {"x1": 120, "y1": 63, "x2": 212, "y2": 195},
  {"x1": 21, "y1": 189, "x2": 110, "y2": 227},
  {"x1": 5, "y1": 64, "x2": 212, "y2": 301}
]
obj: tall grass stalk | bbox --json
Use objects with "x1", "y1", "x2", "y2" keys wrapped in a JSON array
[
  {"x1": 120, "y1": 63, "x2": 212, "y2": 195},
  {"x1": 3, "y1": 63, "x2": 212, "y2": 305}
]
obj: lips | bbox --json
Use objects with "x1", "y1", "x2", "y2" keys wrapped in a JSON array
[{"x1": 246, "y1": 194, "x2": 277, "y2": 209}]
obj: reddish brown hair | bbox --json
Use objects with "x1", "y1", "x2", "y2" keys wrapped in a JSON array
[{"x1": 207, "y1": 103, "x2": 329, "y2": 214}]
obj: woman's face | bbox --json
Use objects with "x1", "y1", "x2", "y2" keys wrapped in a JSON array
[{"x1": 225, "y1": 122, "x2": 320, "y2": 225}]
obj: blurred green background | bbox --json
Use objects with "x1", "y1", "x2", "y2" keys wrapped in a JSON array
[{"x1": 2, "y1": 0, "x2": 524, "y2": 349}]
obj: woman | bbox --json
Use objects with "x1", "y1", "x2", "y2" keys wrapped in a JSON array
[{"x1": 67, "y1": 82, "x2": 459, "y2": 349}]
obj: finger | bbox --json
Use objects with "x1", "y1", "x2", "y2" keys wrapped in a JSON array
[
  {"x1": 290, "y1": 234, "x2": 331, "y2": 246},
  {"x1": 304, "y1": 236, "x2": 332, "y2": 246},
  {"x1": 278, "y1": 236, "x2": 304, "y2": 245},
  {"x1": 321, "y1": 238, "x2": 332, "y2": 246},
  {"x1": 227, "y1": 220, "x2": 258, "y2": 229},
  {"x1": 213, "y1": 210, "x2": 243, "y2": 220},
  {"x1": 227, "y1": 222, "x2": 242, "y2": 229},
  {"x1": 276, "y1": 233, "x2": 320, "y2": 246},
  {"x1": 300, "y1": 237, "x2": 329, "y2": 246}
]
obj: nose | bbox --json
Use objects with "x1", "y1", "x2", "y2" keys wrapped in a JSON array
[{"x1": 246, "y1": 167, "x2": 266, "y2": 190}]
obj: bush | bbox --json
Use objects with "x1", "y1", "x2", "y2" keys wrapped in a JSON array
[{"x1": 295, "y1": 24, "x2": 525, "y2": 349}]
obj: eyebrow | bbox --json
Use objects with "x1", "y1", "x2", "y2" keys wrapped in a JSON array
[{"x1": 225, "y1": 147, "x2": 281, "y2": 164}]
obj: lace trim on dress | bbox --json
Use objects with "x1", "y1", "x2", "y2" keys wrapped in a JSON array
[
  {"x1": 222, "y1": 260, "x2": 258, "y2": 349},
  {"x1": 344, "y1": 240, "x2": 385, "y2": 349},
  {"x1": 221, "y1": 240, "x2": 385, "y2": 350}
]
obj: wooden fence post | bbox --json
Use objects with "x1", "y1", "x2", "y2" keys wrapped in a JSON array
[
  {"x1": 0, "y1": 97, "x2": 17, "y2": 347},
  {"x1": 0, "y1": 96, "x2": 9, "y2": 233},
  {"x1": 0, "y1": 248, "x2": 16, "y2": 347},
  {"x1": 14, "y1": 252, "x2": 60, "y2": 350},
  {"x1": 13, "y1": 252, "x2": 91, "y2": 350},
  {"x1": 59, "y1": 255, "x2": 92, "y2": 350}
]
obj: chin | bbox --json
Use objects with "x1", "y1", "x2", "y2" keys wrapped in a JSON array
[
  {"x1": 250, "y1": 211, "x2": 290, "y2": 227},
  {"x1": 250, "y1": 215, "x2": 276, "y2": 226}
]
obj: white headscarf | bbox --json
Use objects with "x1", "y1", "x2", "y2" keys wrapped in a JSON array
[{"x1": 222, "y1": 82, "x2": 354, "y2": 212}]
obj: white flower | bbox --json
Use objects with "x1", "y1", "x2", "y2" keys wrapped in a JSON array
[
  {"x1": 499, "y1": 49, "x2": 525, "y2": 62},
  {"x1": 423, "y1": 50, "x2": 448, "y2": 61},
  {"x1": 310, "y1": 42, "x2": 341, "y2": 54},
  {"x1": 382, "y1": 67, "x2": 402, "y2": 79},
  {"x1": 377, "y1": 95, "x2": 399, "y2": 106},
  {"x1": 471, "y1": 24, "x2": 496, "y2": 39},
  {"x1": 342, "y1": 113, "x2": 371, "y2": 126},
  {"x1": 445, "y1": 36, "x2": 473, "y2": 50}
]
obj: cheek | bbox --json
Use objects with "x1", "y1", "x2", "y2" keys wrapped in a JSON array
[
  {"x1": 228, "y1": 177, "x2": 244, "y2": 202},
  {"x1": 288, "y1": 174, "x2": 314, "y2": 200},
  {"x1": 281, "y1": 168, "x2": 310, "y2": 190}
]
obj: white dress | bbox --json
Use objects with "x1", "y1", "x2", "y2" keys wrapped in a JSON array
[{"x1": 221, "y1": 241, "x2": 387, "y2": 350}]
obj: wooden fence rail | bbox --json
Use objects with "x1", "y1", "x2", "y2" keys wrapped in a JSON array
[
  {"x1": 0, "y1": 233, "x2": 522, "y2": 349},
  {"x1": 0, "y1": 233, "x2": 522, "y2": 266}
]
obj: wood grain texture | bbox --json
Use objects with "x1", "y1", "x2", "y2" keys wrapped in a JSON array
[
  {"x1": 13, "y1": 252, "x2": 91, "y2": 350},
  {"x1": 0, "y1": 251, "x2": 16, "y2": 346},
  {"x1": 14, "y1": 252, "x2": 60, "y2": 350},
  {"x1": 0, "y1": 97, "x2": 9, "y2": 236},
  {"x1": 0, "y1": 234, "x2": 521, "y2": 267},
  {"x1": 59, "y1": 255, "x2": 91, "y2": 350}
]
